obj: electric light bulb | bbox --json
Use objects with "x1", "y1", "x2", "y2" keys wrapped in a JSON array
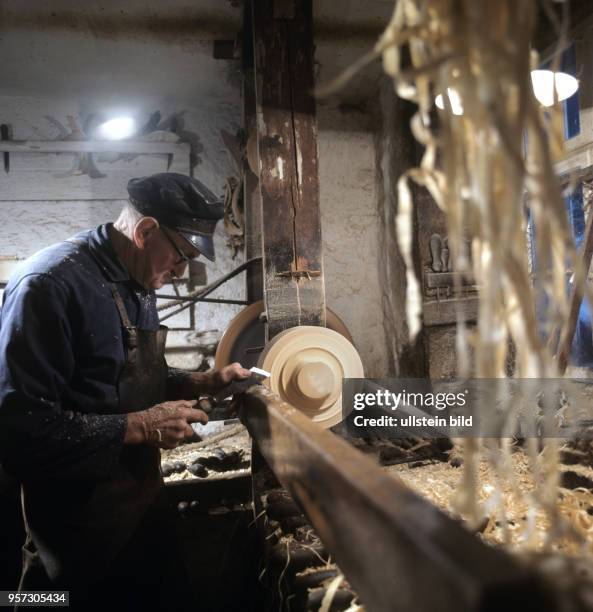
[{"x1": 97, "y1": 117, "x2": 136, "y2": 140}]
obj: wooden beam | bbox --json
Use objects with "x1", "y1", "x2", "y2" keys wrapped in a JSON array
[
  {"x1": 533, "y1": 0, "x2": 593, "y2": 54},
  {"x1": 554, "y1": 141, "x2": 593, "y2": 178},
  {"x1": 243, "y1": 3, "x2": 264, "y2": 303},
  {"x1": 251, "y1": 0, "x2": 326, "y2": 339},
  {"x1": 0, "y1": 140, "x2": 190, "y2": 156},
  {"x1": 241, "y1": 386, "x2": 554, "y2": 612}
]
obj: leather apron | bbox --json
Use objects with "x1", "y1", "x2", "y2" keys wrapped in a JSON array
[{"x1": 19, "y1": 284, "x2": 169, "y2": 588}]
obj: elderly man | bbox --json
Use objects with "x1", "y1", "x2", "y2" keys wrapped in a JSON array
[{"x1": 0, "y1": 173, "x2": 251, "y2": 609}]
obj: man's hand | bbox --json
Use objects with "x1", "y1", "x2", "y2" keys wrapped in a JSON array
[
  {"x1": 167, "y1": 363, "x2": 252, "y2": 399},
  {"x1": 124, "y1": 399, "x2": 208, "y2": 449},
  {"x1": 210, "y1": 362, "x2": 252, "y2": 394}
]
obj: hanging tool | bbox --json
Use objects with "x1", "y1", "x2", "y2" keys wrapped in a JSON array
[{"x1": 0, "y1": 124, "x2": 10, "y2": 173}]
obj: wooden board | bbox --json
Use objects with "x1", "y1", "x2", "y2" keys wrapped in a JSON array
[
  {"x1": 0, "y1": 141, "x2": 190, "y2": 201},
  {"x1": 251, "y1": 0, "x2": 325, "y2": 339},
  {"x1": 0, "y1": 140, "x2": 191, "y2": 155}
]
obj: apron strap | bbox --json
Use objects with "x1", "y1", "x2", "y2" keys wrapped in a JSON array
[
  {"x1": 66, "y1": 239, "x2": 139, "y2": 358},
  {"x1": 110, "y1": 285, "x2": 138, "y2": 356}
]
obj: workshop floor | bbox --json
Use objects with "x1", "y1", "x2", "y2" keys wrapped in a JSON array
[
  {"x1": 387, "y1": 448, "x2": 593, "y2": 555},
  {"x1": 162, "y1": 422, "x2": 262, "y2": 611}
]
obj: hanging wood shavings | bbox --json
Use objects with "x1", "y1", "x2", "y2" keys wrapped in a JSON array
[{"x1": 318, "y1": 0, "x2": 593, "y2": 554}]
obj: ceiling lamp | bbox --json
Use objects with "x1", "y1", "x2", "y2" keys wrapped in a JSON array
[
  {"x1": 530, "y1": 69, "x2": 579, "y2": 107},
  {"x1": 435, "y1": 88, "x2": 464, "y2": 115},
  {"x1": 96, "y1": 117, "x2": 136, "y2": 140},
  {"x1": 434, "y1": 70, "x2": 579, "y2": 115}
]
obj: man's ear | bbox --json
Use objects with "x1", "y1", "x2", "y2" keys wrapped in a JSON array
[{"x1": 133, "y1": 217, "x2": 160, "y2": 249}]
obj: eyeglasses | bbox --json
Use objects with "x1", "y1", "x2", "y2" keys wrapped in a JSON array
[{"x1": 160, "y1": 227, "x2": 197, "y2": 264}]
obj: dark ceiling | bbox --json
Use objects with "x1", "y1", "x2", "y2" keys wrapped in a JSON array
[{"x1": 534, "y1": 0, "x2": 593, "y2": 53}]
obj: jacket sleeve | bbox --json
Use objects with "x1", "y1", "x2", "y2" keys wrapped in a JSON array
[
  {"x1": 0, "y1": 273, "x2": 127, "y2": 481},
  {"x1": 167, "y1": 367, "x2": 216, "y2": 400}
]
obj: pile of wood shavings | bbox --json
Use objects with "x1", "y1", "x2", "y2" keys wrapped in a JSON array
[
  {"x1": 160, "y1": 424, "x2": 251, "y2": 482},
  {"x1": 163, "y1": 464, "x2": 250, "y2": 483},
  {"x1": 388, "y1": 450, "x2": 593, "y2": 558}
]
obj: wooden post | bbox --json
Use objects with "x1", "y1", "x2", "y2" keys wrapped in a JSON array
[
  {"x1": 242, "y1": 3, "x2": 264, "y2": 304},
  {"x1": 250, "y1": 0, "x2": 326, "y2": 340},
  {"x1": 557, "y1": 205, "x2": 593, "y2": 373}
]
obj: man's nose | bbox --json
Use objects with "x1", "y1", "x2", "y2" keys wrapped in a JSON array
[{"x1": 172, "y1": 261, "x2": 188, "y2": 278}]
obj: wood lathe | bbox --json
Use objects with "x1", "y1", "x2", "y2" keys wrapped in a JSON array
[{"x1": 215, "y1": 301, "x2": 364, "y2": 428}]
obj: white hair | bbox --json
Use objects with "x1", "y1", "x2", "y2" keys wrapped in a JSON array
[{"x1": 114, "y1": 201, "x2": 145, "y2": 236}]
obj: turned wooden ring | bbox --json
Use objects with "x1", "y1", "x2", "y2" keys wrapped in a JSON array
[{"x1": 257, "y1": 326, "x2": 364, "y2": 429}]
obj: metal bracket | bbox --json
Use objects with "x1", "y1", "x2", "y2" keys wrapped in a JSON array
[{"x1": 275, "y1": 270, "x2": 321, "y2": 280}]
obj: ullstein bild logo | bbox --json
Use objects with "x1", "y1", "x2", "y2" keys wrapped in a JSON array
[{"x1": 350, "y1": 412, "x2": 472, "y2": 429}]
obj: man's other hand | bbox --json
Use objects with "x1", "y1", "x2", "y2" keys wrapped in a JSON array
[
  {"x1": 211, "y1": 362, "x2": 252, "y2": 393},
  {"x1": 125, "y1": 399, "x2": 208, "y2": 448}
]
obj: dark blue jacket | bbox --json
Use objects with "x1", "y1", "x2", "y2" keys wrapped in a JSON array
[{"x1": 0, "y1": 224, "x2": 159, "y2": 481}]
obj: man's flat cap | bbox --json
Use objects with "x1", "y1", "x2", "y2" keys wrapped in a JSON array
[{"x1": 127, "y1": 172, "x2": 224, "y2": 261}]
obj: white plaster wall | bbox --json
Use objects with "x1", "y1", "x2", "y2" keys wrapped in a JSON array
[
  {"x1": 0, "y1": 199, "x2": 124, "y2": 256},
  {"x1": 318, "y1": 107, "x2": 390, "y2": 377}
]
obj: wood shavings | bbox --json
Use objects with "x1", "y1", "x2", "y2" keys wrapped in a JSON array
[
  {"x1": 161, "y1": 425, "x2": 250, "y2": 482},
  {"x1": 163, "y1": 423, "x2": 248, "y2": 459},
  {"x1": 316, "y1": 0, "x2": 593, "y2": 553},
  {"x1": 365, "y1": 6, "x2": 586, "y2": 547},
  {"x1": 320, "y1": 574, "x2": 345, "y2": 612},
  {"x1": 397, "y1": 175, "x2": 423, "y2": 339},
  {"x1": 342, "y1": 604, "x2": 365, "y2": 612},
  {"x1": 278, "y1": 538, "x2": 292, "y2": 610},
  {"x1": 387, "y1": 450, "x2": 593, "y2": 563},
  {"x1": 368, "y1": 2, "x2": 593, "y2": 373},
  {"x1": 164, "y1": 467, "x2": 250, "y2": 483}
]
